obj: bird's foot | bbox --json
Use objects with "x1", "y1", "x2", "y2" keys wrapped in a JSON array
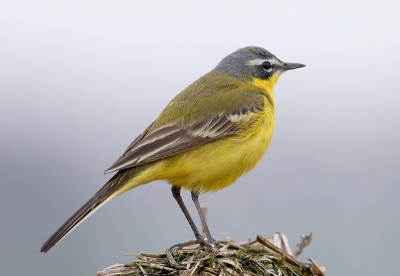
[{"x1": 169, "y1": 235, "x2": 218, "y2": 261}]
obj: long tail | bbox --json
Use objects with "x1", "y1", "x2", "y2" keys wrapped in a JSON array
[{"x1": 40, "y1": 168, "x2": 135, "y2": 253}]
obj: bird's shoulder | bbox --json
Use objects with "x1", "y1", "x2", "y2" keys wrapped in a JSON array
[{"x1": 150, "y1": 71, "x2": 272, "y2": 131}]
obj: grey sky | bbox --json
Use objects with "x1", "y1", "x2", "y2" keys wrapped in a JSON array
[{"x1": 1, "y1": 1, "x2": 399, "y2": 275}]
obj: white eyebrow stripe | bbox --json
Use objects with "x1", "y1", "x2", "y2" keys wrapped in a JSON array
[{"x1": 247, "y1": 58, "x2": 282, "y2": 66}]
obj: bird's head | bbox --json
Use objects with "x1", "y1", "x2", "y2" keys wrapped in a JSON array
[{"x1": 214, "y1": 46, "x2": 305, "y2": 91}]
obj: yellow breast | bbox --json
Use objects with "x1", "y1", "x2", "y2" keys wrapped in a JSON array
[{"x1": 157, "y1": 96, "x2": 275, "y2": 193}]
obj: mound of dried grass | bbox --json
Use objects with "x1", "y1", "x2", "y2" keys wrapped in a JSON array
[{"x1": 97, "y1": 233, "x2": 325, "y2": 276}]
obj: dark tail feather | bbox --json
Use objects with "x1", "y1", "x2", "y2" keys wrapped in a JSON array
[{"x1": 40, "y1": 169, "x2": 132, "y2": 253}]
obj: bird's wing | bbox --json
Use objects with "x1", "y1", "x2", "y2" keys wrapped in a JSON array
[{"x1": 104, "y1": 76, "x2": 271, "y2": 174}]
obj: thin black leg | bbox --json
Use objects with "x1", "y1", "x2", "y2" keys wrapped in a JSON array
[
  {"x1": 171, "y1": 186, "x2": 202, "y2": 240},
  {"x1": 170, "y1": 186, "x2": 216, "y2": 260},
  {"x1": 191, "y1": 191, "x2": 216, "y2": 247}
]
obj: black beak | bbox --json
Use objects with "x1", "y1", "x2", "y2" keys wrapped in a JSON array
[{"x1": 280, "y1": 62, "x2": 305, "y2": 71}]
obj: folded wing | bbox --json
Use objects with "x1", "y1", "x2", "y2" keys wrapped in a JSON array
[{"x1": 104, "y1": 103, "x2": 264, "y2": 174}]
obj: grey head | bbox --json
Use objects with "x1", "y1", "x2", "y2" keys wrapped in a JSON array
[{"x1": 214, "y1": 46, "x2": 305, "y2": 81}]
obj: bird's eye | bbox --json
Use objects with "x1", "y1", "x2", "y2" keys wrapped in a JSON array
[{"x1": 262, "y1": 61, "x2": 272, "y2": 72}]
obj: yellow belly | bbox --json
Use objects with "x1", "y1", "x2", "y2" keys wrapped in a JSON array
[{"x1": 155, "y1": 100, "x2": 275, "y2": 193}]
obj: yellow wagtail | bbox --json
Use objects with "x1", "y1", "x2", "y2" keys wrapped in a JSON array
[{"x1": 41, "y1": 46, "x2": 305, "y2": 253}]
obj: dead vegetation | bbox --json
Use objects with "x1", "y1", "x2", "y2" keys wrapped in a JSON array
[{"x1": 97, "y1": 232, "x2": 325, "y2": 276}]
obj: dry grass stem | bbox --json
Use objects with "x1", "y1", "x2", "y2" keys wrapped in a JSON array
[
  {"x1": 294, "y1": 233, "x2": 312, "y2": 258},
  {"x1": 97, "y1": 233, "x2": 325, "y2": 276}
]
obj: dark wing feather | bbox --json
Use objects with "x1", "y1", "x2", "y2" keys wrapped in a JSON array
[
  {"x1": 104, "y1": 113, "x2": 240, "y2": 174},
  {"x1": 120, "y1": 123, "x2": 154, "y2": 156}
]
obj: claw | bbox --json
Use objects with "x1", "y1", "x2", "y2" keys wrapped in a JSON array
[{"x1": 169, "y1": 236, "x2": 218, "y2": 261}]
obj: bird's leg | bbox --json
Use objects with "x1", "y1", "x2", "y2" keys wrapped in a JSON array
[
  {"x1": 170, "y1": 186, "x2": 217, "y2": 260},
  {"x1": 191, "y1": 191, "x2": 217, "y2": 248},
  {"x1": 171, "y1": 186, "x2": 203, "y2": 240},
  {"x1": 170, "y1": 186, "x2": 209, "y2": 251}
]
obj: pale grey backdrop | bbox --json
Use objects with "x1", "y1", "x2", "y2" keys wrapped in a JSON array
[{"x1": 1, "y1": 1, "x2": 399, "y2": 275}]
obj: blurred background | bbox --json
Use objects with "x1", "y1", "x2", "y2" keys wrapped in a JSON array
[{"x1": 1, "y1": 1, "x2": 399, "y2": 275}]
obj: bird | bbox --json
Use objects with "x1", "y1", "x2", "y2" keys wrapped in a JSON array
[{"x1": 40, "y1": 46, "x2": 305, "y2": 254}]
